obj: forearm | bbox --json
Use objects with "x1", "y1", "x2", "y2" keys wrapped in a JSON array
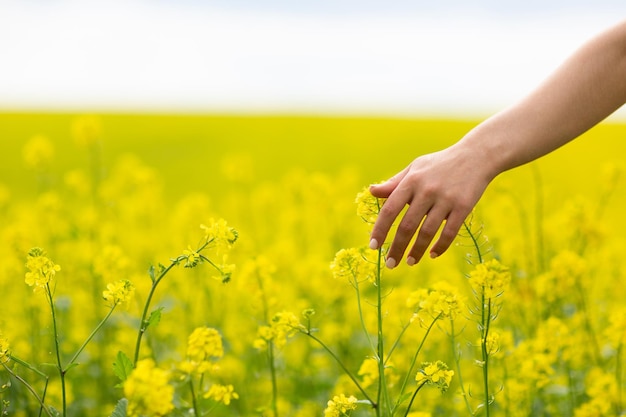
[{"x1": 457, "y1": 20, "x2": 626, "y2": 180}]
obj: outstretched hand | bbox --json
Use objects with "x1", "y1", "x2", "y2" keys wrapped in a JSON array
[{"x1": 368, "y1": 145, "x2": 493, "y2": 268}]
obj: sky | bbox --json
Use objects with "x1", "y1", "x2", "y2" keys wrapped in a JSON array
[{"x1": 0, "y1": 0, "x2": 625, "y2": 117}]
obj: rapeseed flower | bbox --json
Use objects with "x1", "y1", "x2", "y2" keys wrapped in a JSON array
[
  {"x1": 71, "y1": 115, "x2": 102, "y2": 147},
  {"x1": 355, "y1": 187, "x2": 381, "y2": 224},
  {"x1": 605, "y1": 307, "x2": 626, "y2": 348},
  {"x1": 124, "y1": 359, "x2": 174, "y2": 417},
  {"x1": 200, "y1": 219, "x2": 238, "y2": 250},
  {"x1": 468, "y1": 259, "x2": 510, "y2": 300},
  {"x1": 324, "y1": 394, "x2": 358, "y2": 417},
  {"x1": 407, "y1": 281, "x2": 465, "y2": 322},
  {"x1": 330, "y1": 247, "x2": 377, "y2": 285},
  {"x1": 25, "y1": 248, "x2": 61, "y2": 294},
  {"x1": 254, "y1": 311, "x2": 304, "y2": 350},
  {"x1": 22, "y1": 135, "x2": 55, "y2": 169},
  {"x1": 102, "y1": 279, "x2": 135, "y2": 308},
  {"x1": 415, "y1": 361, "x2": 454, "y2": 393},
  {"x1": 204, "y1": 383, "x2": 239, "y2": 405}
]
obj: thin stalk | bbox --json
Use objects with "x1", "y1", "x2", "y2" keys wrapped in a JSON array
[
  {"x1": 392, "y1": 316, "x2": 440, "y2": 414},
  {"x1": 402, "y1": 381, "x2": 427, "y2": 417},
  {"x1": 480, "y1": 297, "x2": 492, "y2": 417},
  {"x1": 66, "y1": 305, "x2": 116, "y2": 369},
  {"x1": 375, "y1": 246, "x2": 390, "y2": 416},
  {"x1": 384, "y1": 320, "x2": 412, "y2": 365},
  {"x1": 267, "y1": 341, "x2": 279, "y2": 417},
  {"x1": 189, "y1": 378, "x2": 200, "y2": 417},
  {"x1": 617, "y1": 343, "x2": 623, "y2": 415},
  {"x1": 353, "y1": 277, "x2": 376, "y2": 353},
  {"x1": 303, "y1": 331, "x2": 375, "y2": 406},
  {"x1": 8, "y1": 356, "x2": 51, "y2": 417},
  {"x1": 46, "y1": 284, "x2": 66, "y2": 417},
  {"x1": 1, "y1": 362, "x2": 54, "y2": 417},
  {"x1": 450, "y1": 320, "x2": 474, "y2": 416},
  {"x1": 133, "y1": 261, "x2": 177, "y2": 364}
]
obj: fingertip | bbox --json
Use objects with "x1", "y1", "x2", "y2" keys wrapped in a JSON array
[
  {"x1": 369, "y1": 238, "x2": 379, "y2": 250},
  {"x1": 429, "y1": 251, "x2": 439, "y2": 259}
]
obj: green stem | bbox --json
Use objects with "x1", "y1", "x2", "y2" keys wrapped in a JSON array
[
  {"x1": 392, "y1": 316, "x2": 440, "y2": 414},
  {"x1": 450, "y1": 320, "x2": 474, "y2": 416},
  {"x1": 384, "y1": 320, "x2": 412, "y2": 365},
  {"x1": 46, "y1": 284, "x2": 66, "y2": 417},
  {"x1": 353, "y1": 276, "x2": 376, "y2": 353},
  {"x1": 481, "y1": 297, "x2": 492, "y2": 417},
  {"x1": 303, "y1": 331, "x2": 375, "y2": 407},
  {"x1": 617, "y1": 343, "x2": 623, "y2": 415},
  {"x1": 267, "y1": 341, "x2": 279, "y2": 417},
  {"x1": 189, "y1": 377, "x2": 200, "y2": 417},
  {"x1": 133, "y1": 261, "x2": 177, "y2": 364},
  {"x1": 66, "y1": 305, "x2": 116, "y2": 370},
  {"x1": 1, "y1": 362, "x2": 54, "y2": 417},
  {"x1": 402, "y1": 381, "x2": 426, "y2": 417},
  {"x1": 375, "y1": 246, "x2": 389, "y2": 416}
]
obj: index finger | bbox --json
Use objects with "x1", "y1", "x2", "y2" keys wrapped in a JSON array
[{"x1": 369, "y1": 186, "x2": 412, "y2": 250}]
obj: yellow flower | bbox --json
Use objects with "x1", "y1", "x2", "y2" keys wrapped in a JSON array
[
  {"x1": 324, "y1": 394, "x2": 358, "y2": 417},
  {"x1": 468, "y1": 259, "x2": 510, "y2": 300},
  {"x1": 355, "y1": 187, "x2": 382, "y2": 224},
  {"x1": 124, "y1": 359, "x2": 174, "y2": 417},
  {"x1": 200, "y1": 219, "x2": 238, "y2": 250},
  {"x1": 25, "y1": 248, "x2": 61, "y2": 294},
  {"x1": 0, "y1": 333, "x2": 10, "y2": 364},
  {"x1": 204, "y1": 383, "x2": 239, "y2": 405},
  {"x1": 182, "y1": 246, "x2": 201, "y2": 268},
  {"x1": 408, "y1": 281, "x2": 465, "y2": 322},
  {"x1": 357, "y1": 358, "x2": 378, "y2": 389},
  {"x1": 330, "y1": 247, "x2": 377, "y2": 285},
  {"x1": 102, "y1": 279, "x2": 135, "y2": 308},
  {"x1": 23, "y1": 135, "x2": 54, "y2": 169},
  {"x1": 254, "y1": 311, "x2": 304, "y2": 350},
  {"x1": 415, "y1": 361, "x2": 454, "y2": 393},
  {"x1": 71, "y1": 115, "x2": 102, "y2": 147},
  {"x1": 187, "y1": 327, "x2": 224, "y2": 361}
]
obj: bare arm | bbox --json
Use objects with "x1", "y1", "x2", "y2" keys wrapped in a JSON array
[{"x1": 370, "y1": 19, "x2": 626, "y2": 268}]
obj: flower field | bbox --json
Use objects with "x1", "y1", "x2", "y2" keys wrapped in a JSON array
[{"x1": 1, "y1": 112, "x2": 626, "y2": 417}]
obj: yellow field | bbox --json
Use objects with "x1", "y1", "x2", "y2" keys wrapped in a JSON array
[{"x1": 0, "y1": 112, "x2": 625, "y2": 416}]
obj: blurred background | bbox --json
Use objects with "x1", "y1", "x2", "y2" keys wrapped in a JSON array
[{"x1": 1, "y1": 0, "x2": 625, "y2": 118}]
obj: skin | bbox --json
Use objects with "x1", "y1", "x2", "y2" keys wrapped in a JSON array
[{"x1": 369, "y1": 19, "x2": 626, "y2": 268}]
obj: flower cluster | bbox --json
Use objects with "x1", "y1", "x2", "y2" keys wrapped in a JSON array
[
  {"x1": 204, "y1": 383, "x2": 239, "y2": 405},
  {"x1": 330, "y1": 247, "x2": 377, "y2": 285},
  {"x1": 102, "y1": 279, "x2": 135, "y2": 308},
  {"x1": 415, "y1": 361, "x2": 454, "y2": 393},
  {"x1": 324, "y1": 394, "x2": 358, "y2": 417},
  {"x1": 407, "y1": 281, "x2": 465, "y2": 323},
  {"x1": 179, "y1": 327, "x2": 224, "y2": 375},
  {"x1": 201, "y1": 219, "x2": 238, "y2": 250},
  {"x1": 355, "y1": 187, "x2": 381, "y2": 224},
  {"x1": 468, "y1": 259, "x2": 510, "y2": 300},
  {"x1": 254, "y1": 311, "x2": 304, "y2": 350},
  {"x1": 124, "y1": 359, "x2": 174, "y2": 417},
  {"x1": 24, "y1": 247, "x2": 61, "y2": 294}
]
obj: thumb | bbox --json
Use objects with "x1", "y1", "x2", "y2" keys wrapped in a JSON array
[{"x1": 369, "y1": 168, "x2": 408, "y2": 198}]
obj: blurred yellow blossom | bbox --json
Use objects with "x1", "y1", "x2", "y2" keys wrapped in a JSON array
[
  {"x1": 254, "y1": 311, "x2": 304, "y2": 350},
  {"x1": 204, "y1": 383, "x2": 239, "y2": 405},
  {"x1": 22, "y1": 135, "x2": 54, "y2": 169},
  {"x1": 71, "y1": 115, "x2": 102, "y2": 147},
  {"x1": 124, "y1": 359, "x2": 174, "y2": 417},
  {"x1": 407, "y1": 281, "x2": 465, "y2": 322}
]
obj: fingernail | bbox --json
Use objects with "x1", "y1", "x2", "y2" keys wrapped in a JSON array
[
  {"x1": 430, "y1": 251, "x2": 438, "y2": 259},
  {"x1": 369, "y1": 238, "x2": 379, "y2": 250},
  {"x1": 386, "y1": 257, "x2": 397, "y2": 269},
  {"x1": 406, "y1": 256, "x2": 416, "y2": 266}
]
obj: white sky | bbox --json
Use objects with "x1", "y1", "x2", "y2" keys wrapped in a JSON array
[{"x1": 0, "y1": 1, "x2": 625, "y2": 117}]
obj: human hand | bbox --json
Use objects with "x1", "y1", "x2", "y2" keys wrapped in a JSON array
[{"x1": 369, "y1": 145, "x2": 493, "y2": 268}]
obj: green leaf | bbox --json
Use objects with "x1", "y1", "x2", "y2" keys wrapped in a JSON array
[
  {"x1": 113, "y1": 351, "x2": 134, "y2": 383},
  {"x1": 148, "y1": 265, "x2": 156, "y2": 283},
  {"x1": 146, "y1": 307, "x2": 164, "y2": 329},
  {"x1": 108, "y1": 398, "x2": 128, "y2": 417}
]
